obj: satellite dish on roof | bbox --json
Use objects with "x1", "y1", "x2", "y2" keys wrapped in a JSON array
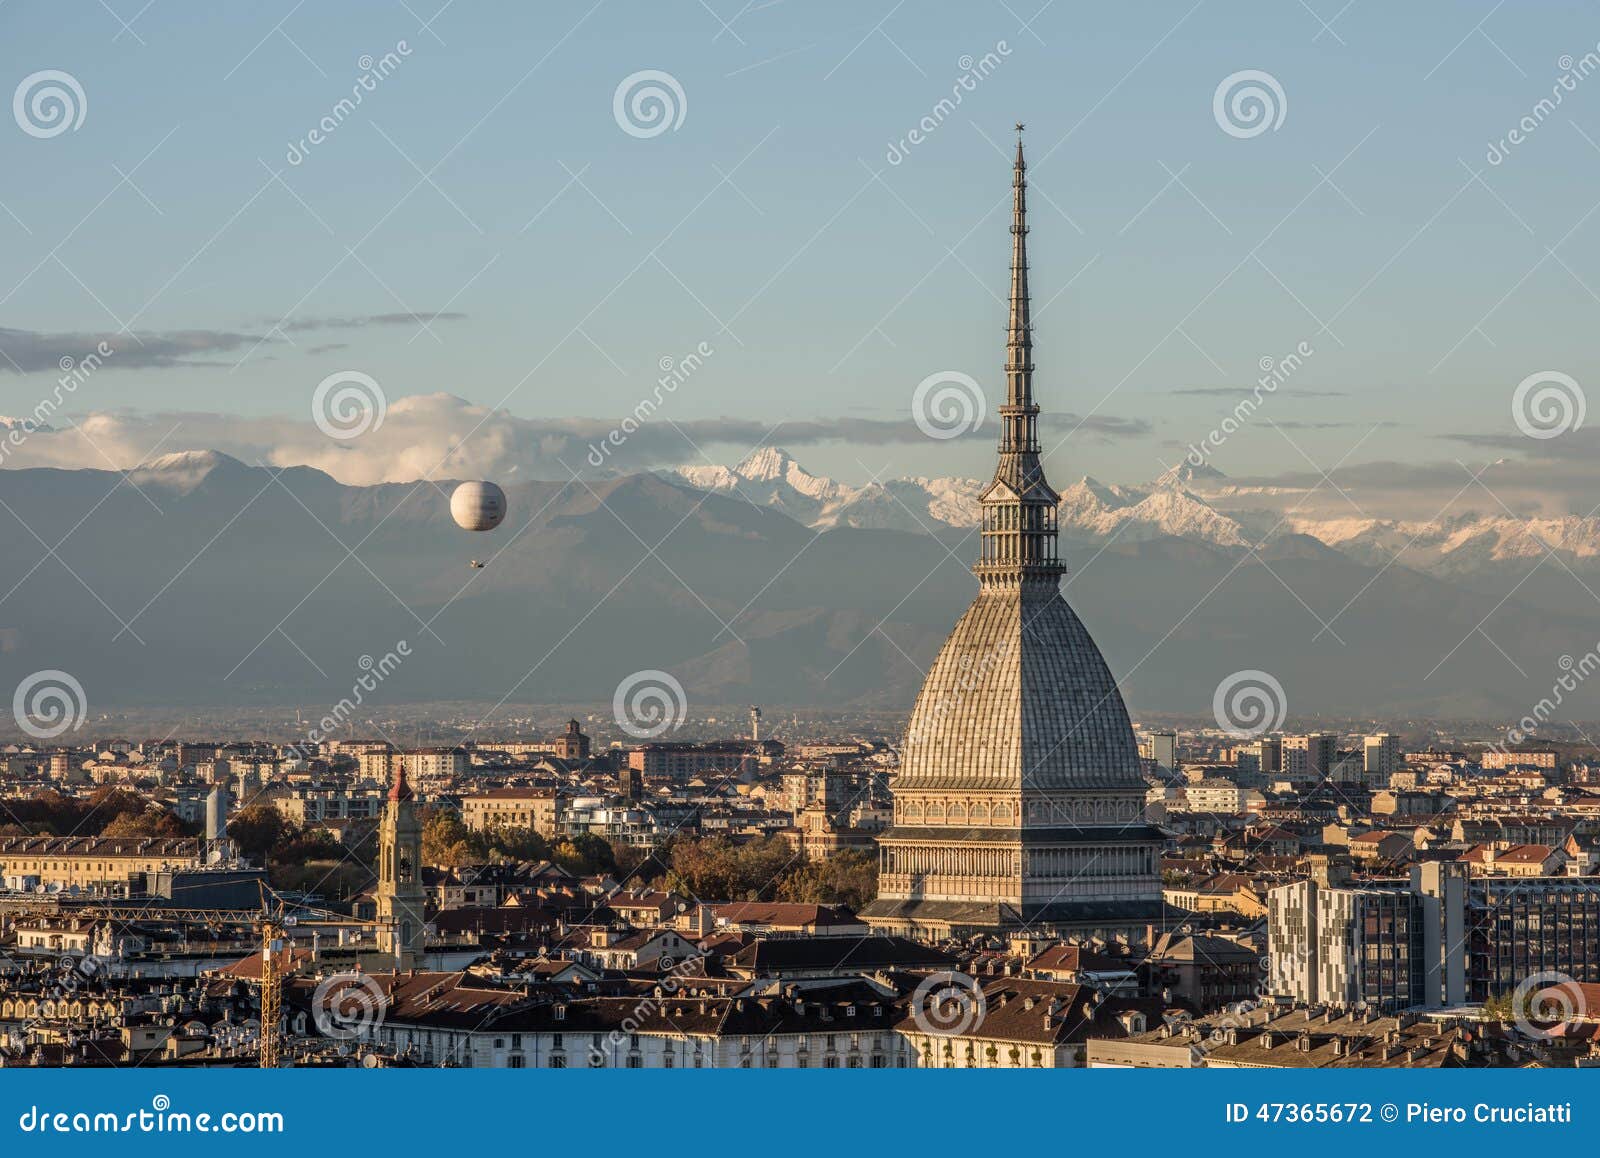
[{"x1": 450, "y1": 481, "x2": 507, "y2": 532}]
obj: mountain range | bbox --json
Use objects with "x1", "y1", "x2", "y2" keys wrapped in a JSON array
[
  {"x1": 0, "y1": 447, "x2": 1596, "y2": 724},
  {"x1": 674, "y1": 448, "x2": 1600, "y2": 582}
]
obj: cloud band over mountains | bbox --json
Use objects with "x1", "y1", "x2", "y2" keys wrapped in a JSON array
[{"x1": 0, "y1": 393, "x2": 1150, "y2": 486}]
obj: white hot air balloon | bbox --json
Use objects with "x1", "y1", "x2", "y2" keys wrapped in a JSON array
[{"x1": 450, "y1": 480, "x2": 506, "y2": 532}]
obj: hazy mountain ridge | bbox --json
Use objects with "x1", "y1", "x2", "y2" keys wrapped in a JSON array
[{"x1": 1, "y1": 450, "x2": 1596, "y2": 720}]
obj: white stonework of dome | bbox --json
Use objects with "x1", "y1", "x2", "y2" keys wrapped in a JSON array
[{"x1": 897, "y1": 582, "x2": 1143, "y2": 793}]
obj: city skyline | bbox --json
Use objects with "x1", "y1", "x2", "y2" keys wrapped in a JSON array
[{"x1": 6, "y1": 2, "x2": 1600, "y2": 1094}]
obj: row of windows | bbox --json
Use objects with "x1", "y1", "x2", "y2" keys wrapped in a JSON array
[
  {"x1": 384, "y1": 1025, "x2": 910, "y2": 1068},
  {"x1": 0, "y1": 860, "x2": 167, "y2": 872}
]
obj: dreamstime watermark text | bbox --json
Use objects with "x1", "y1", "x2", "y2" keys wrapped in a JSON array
[
  {"x1": 287, "y1": 642, "x2": 411, "y2": 759},
  {"x1": 287, "y1": 41, "x2": 413, "y2": 165},
  {"x1": 1185, "y1": 341, "x2": 1313, "y2": 467},
  {"x1": 885, "y1": 42, "x2": 1011, "y2": 165},
  {"x1": 0, "y1": 341, "x2": 114, "y2": 466},
  {"x1": 586, "y1": 341, "x2": 713, "y2": 468},
  {"x1": 1487, "y1": 46, "x2": 1600, "y2": 165},
  {"x1": 906, "y1": 639, "x2": 1014, "y2": 743},
  {"x1": 1492, "y1": 643, "x2": 1600, "y2": 751},
  {"x1": 17, "y1": 1096, "x2": 283, "y2": 1134},
  {"x1": 590, "y1": 949, "x2": 708, "y2": 1063}
]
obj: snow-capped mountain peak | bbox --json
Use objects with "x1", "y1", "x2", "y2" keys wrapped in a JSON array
[
  {"x1": 670, "y1": 450, "x2": 1255, "y2": 544},
  {"x1": 1154, "y1": 460, "x2": 1228, "y2": 490},
  {"x1": 667, "y1": 450, "x2": 1600, "y2": 571},
  {"x1": 127, "y1": 450, "x2": 247, "y2": 493},
  {"x1": 734, "y1": 446, "x2": 794, "y2": 482},
  {"x1": 734, "y1": 446, "x2": 842, "y2": 501}
]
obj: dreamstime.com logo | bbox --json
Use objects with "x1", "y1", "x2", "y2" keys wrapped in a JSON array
[
  {"x1": 0, "y1": 341, "x2": 116, "y2": 468},
  {"x1": 906, "y1": 639, "x2": 1014, "y2": 744},
  {"x1": 1486, "y1": 47, "x2": 1600, "y2": 165},
  {"x1": 1184, "y1": 340, "x2": 1314, "y2": 467},
  {"x1": 1509, "y1": 970, "x2": 1587, "y2": 1043},
  {"x1": 912, "y1": 370, "x2": 985, "y2": 440},
  {"x1": 1212, "y1": 669, "x2": 1287, "y2": 738},
  {"x1": 17, "y1": 1096, "x2": 284, "y2": 1134},
  {"x1": 13, "y1": 69, "x2": 86, "y2": 138},
  {"x1": 12, "y1": 670, "x2": 87, "y2": 740},
  {"x1": 884, "y1": 41, "x2": 1012, "y2": 165},
  {"x1": 1191, "y1": 953, "x2": 1282, "y2": 1062},
  {"x1": 613, "y1": 70, "x2": 686, "y2": 138},
  {"x1": 312, "y1": 370, "x2": 387, "y2": 439},
  {"x1": 910, "y1": 971, "x2": 987, "y2": 1037},
  {"x1": 311, "y1": 972, "x2": 387, "y2": 1040},
  {"x1": 590, "y1": 949, "x2": 708, "y2": 1064},
  {"x1": 4, "y1": 955, "x2": 108, "y2": 1058},
  {"x1": 288, "y1": 642, "x2": 411, "y2": 760},
  {"x1": 586, "y1": 340, "x2": 715, "y2": 468},
  {"x1": 286, "y1": 41, "x2": 413, "y2": 165},
  {"x1": 1212, "y1": 69, "x2": 1286, "y2": 139},
  {"x1": 613, "y1": 669, "x2": 687, "y2": 739},
  {"x1": 1492, "y1": 644, "x2": 1600, "y2": 752},
  {"x1": 1512, "y1": 370, "x2": 1584, "y2": 439}
]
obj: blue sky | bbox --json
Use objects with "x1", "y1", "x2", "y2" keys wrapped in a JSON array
[{"x1": 4, "y1": 0, "x2": 1600, "y2": 491}]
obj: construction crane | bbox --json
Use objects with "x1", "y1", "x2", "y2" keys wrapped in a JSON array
[{"x1": 256, "y1": 884, "x2": 295, "y2": 1068}]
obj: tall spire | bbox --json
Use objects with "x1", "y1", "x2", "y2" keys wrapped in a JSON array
[
  {"x1": 976, "y1": 123, "x2": 1063, "y2": 586},
  {"x1": 1006, "y1": 123, "x2": 1032, "y2": 410}
]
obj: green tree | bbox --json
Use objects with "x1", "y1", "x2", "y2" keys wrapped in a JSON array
[
  {"x1": 483, "y1": 825, "x2": 550, "y2": 863},
  {"x1": 227, "y1": 804, "x2": 292, "y2": 863},
  {"x1": 775, "y1": 849, "x2": 878, "y2": 911},
  {"x1": 100, "y1": 808, "x2": 184, "y2": 838},
  {"x1": 662, "y1": 835, "x2": 802, "y2": 902},
  {"x1": 552, "y1": 833, "x2": 618, "y2": 876},
  {"x1": 421, "y1": 808, "x2": 485, "y2": 867}
]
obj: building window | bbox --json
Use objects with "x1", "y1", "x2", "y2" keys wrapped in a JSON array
[
  {"x1": 548, "y1": 1055, "x2": 565, "y2": 1068},
  {"x1": 508, "y1": 1054, "x2": 524, "y2": 1068}
]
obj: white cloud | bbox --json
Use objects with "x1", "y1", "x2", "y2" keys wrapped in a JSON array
[{"x1": 0, "y1": 393, "x2": 1099, "y2": 485}]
